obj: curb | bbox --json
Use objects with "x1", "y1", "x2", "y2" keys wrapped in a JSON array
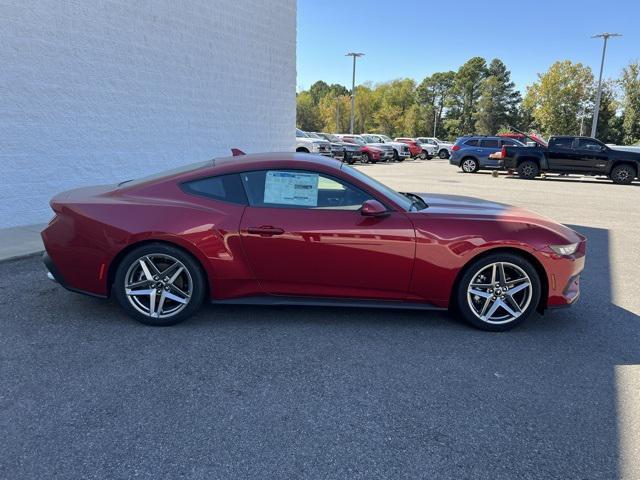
[{"x1": 0, "y1": 250, "x2": 44, "y2": 264}]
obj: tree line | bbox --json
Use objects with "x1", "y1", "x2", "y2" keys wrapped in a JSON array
[{"x1": 296, "y1": 57, "x2": 640, "y2": 145}]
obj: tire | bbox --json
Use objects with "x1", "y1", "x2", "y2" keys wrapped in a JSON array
[
  {"x1": 419, "y1": 151, "x2": 427, "y2": 160},
  {"x1": 347, "y1": 158, "x2": 356, "y2": 165},
  {"x1": 363, "y1": 152, "x2": 372, "y2": 163},
  {"x1": 517, "y1": 160, "x2": 540, "y2": 179},
  {"x1": 393, "y1": 150, "x2": 400, "y2": 162},
  {"x1": 438, "y1": 149, "x2": 449, "y2": 159},
  {"x1": 454, "y1": 252, "x2": 541, "y2": 332},
  {"x1": 610, "y1": 164, "x2": 635, "y2": 185},
  {"x1": 461, "y1": 158, "x2": 479, "y2": 173},
  {"x1": 114, "y1": 243, "x2": 206, "y2": 326}
]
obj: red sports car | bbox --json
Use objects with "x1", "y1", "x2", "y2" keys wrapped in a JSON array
[{"x1": 42, "y1": 153, "x2": 586, "y2": 331}]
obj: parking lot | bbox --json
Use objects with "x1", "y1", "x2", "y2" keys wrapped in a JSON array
[{"x1": 1, "y1": 159, "x2": 639, "y2": 479}]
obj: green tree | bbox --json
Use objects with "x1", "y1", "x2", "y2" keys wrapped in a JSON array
[
  {"x1": 416, "y1": 71, "x2": 455, "y2": 137},
  {"x1": 449, "y1": 57, "x2": 487, "y2": 135},
  {"x1": 296, "y1": 91, "x2": 321, "y2": 131},
  {"x1": 317, "y1": 94, "x2": 351, "y2": 132},
  {"x1": 475, "y1": 59, "x2": 521, "y2": 134},
  {"x1": 523, "y1": 61, "x2": 594, "y2": 137},
  {"x1": 595, "y1": 81, "x2": 624, "y2": 143},
  {"x1": 620, "y1": 61, "x2": 640, "y2": 144}
]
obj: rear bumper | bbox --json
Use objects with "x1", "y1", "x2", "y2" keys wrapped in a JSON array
[{"x1": 42, "y1": 251, "x2": 107, "y2": 299}]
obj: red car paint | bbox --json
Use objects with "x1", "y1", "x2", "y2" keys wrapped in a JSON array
[
  {"x1": 395, "y1": 138, "x2": 422, "y2": 157},
  {"x1": 42, "y1": 153, "x2": 585, "y2": 310},
  {"x1": 340, "y1": 136, "x2": 382, "y2": 162}
]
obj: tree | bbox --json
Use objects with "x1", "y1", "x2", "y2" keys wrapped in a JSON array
[
  {"x1": 474, "y1": 59, "x2": 521, "y2": 134},
  {"x1": 317, "y1": 94, "x2": 351, "y2": 133},
  {"x1": 523, "y1": 61, "x2": 594, "y2": 137},
  {"x1": 416, "y1": 71, "x2": 455, "y2": 137},
  {"x1": 296, "y1": 91, "x2": 321, "y2": 131},
  {"x1": 620, "y1": 61, "x2": 640, "y2": 144},
  {"x1": 449, "y1": 57, "x2": 487, "y2": 135},
  {"x1": 595, "y1": 81, "x2": 623, "y2": 143}
]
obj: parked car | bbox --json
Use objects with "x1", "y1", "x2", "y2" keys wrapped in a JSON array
[
  {"x1": 42, "y1": 152, "x2": 586, "y2": 331},
  {"x1": 362, "y1": 134, "x2": 411, "y2": 161},
  {"x1": 336, "y1": 134, "x2": 394, "y2": 162},
  {"x1": 416, "y1": 137, "x2": 453, "y2": 159},
  {"x1": 501, "y1": 134, "x2": 640, "y2": 185},
  {"x1": 315, "y1": 133, "x2": 363, "y2": 164},
  {"x1": 450, "y1": 136, "x2": 525, "y2": 173},
  {"x1": 394, "y1": 137, "x2": 426, "y2": 159},
  {"x1": 296, "y1": 128, "x2": 332, "y2": 156}
]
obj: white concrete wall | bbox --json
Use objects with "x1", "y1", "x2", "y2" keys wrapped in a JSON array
[{"x1": 0, "y1": 0, "x2": 296, "y2": 228}]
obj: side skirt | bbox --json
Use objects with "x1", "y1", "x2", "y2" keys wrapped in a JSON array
[{"x1": 210, "y1": 295, "x2": 445, "y2": 311}]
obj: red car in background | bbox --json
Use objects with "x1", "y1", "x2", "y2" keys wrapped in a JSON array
[
  {"x1": 395, "y1": 138, "x2": 424, "y2": 158},
  {"x1": 42, "y1": 153, "x2": 586, "y2": 331},
  {"x1": 338, "y1": 135, "x2": 384, "y2": 163}
]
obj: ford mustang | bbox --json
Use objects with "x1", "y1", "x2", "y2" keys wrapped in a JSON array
[{"x1": 42, "y1": 153, "x2": 586, "y2": 331}]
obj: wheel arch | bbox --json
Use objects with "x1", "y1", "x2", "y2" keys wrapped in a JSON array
[
  {"x1": 106, "y1": 239, "x2": 210, "y2": 297},
  {"x1": 448, "y1": 246, "x2": 549, "y2": 313},
  {"x1": 296, "y1": 147, "x2": 310, "y2": 153},
  {"x1": 516, "y1": 155, "x2": 541, "y2": 166},
  {"x1": 610, "y1": 160, "x2": 638, "y2": 177}
]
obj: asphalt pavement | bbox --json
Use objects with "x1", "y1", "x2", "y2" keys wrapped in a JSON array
[{"x1": 1, "y1": 160, "x2": 638, "y2": 479}]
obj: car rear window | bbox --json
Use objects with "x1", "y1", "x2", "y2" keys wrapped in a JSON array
[
  {"x1": 182, "y1": 174, "x2": 247, "y2": 205},
  {"x1": 480, "y1": 139, "x2": 499, "y2": 148},
  {"x1": 464, "y1": 139, "x2": 479, "y2": 146}
]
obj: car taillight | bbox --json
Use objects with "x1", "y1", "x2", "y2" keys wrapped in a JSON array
[
  {"x1": 452, "y1": 145, "x2": 461, "y2": 151},
  {"x1": 501, "y1": 146, "x2": 507, "y2": 158}
]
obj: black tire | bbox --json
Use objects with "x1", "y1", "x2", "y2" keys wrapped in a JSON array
[
  {"x1": 393, "y1": 150, "x2": 400, "y2": 162},
  {"x1": 438, "y1": 149, "x2": 449, "y2": 159},
  {"x1": 363, "y1": 152, "x2": 372, "y2": 163},
  {"x1": 461, "y1": 157, "x2": 480, "y2": 173},
  {"x1": 517, "y1": 160, "x2": 540, "y2": 179},
  {"x1": 419, "y1": 151, "x2": 428, "y2": 160},
  {"x1": 114, "y1": 243, "x2": 206, "y2": 326},
  {"x1": 454, "y1": 252, "x2": 541, "y2": 332},
  {"x1": 610, "y1": 164, "x2": 635, "y2": 185}
]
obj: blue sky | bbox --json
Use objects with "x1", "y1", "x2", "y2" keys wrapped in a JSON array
[{"x1": 297, "y1": 0, "x2": 639, "y2": 93}]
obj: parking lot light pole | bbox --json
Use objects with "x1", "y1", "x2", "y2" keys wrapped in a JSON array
[
  {"x1": 346, "y1": 52, "x2": 364, "y2": 134},
  {"x1": 590, "y1": 33, "x2": 622, "y2": 138}
]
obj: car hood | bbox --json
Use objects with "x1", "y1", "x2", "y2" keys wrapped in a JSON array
[{"x1": 412, "y1": 193, "x2": 584, "y2": 243}]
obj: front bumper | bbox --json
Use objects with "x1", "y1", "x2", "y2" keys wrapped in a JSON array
[{"x1": 539, "y1": 240, "x2": 587, "y2": 309}]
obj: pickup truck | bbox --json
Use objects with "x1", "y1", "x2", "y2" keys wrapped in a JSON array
[{"x1": 501, "y1": 135, "x2": 640, "y2": 185}]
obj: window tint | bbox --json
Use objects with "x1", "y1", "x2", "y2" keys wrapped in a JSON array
[
  {"x1": 501, "y1": 139, "x2": 517, "y2": 146},
  {"x1": 481, "y1": 139, "x2": 499, "y2": 148},
  {"x1": 241, "y1": 170, "x2": 373, "y2": 210},
  {"x1": 182, "y1": 174, "x2": 247, "y2": 204},
  {"x1": 464, "y1": 139, "x2": 478, "y2": 146},
  {"x1": 577, "y1": 139, "x2": 604, "y2": 151},
  {"x1": 551, "y1": 138, "x2": 574, "y2": 149}
]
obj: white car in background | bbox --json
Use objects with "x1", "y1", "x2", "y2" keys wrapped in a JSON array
[
  {"x1": 416, "y1": 137, "x2": 453, "y2": 159},
  {"x1": 296, "y1": 128, "x2": 332, "y2": 156},
  {"x1": 362, "y1": 133, "x2": 411, "y2": 161}
]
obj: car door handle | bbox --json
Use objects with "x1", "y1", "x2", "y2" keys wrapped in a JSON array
[{"x1": 247, "y1": 226, "x2": 285, "y2": 236}]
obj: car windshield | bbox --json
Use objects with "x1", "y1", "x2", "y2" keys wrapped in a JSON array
[
  {"x1": 380, "y1": 135, "x2": 393, "y2": 142},
  {"x1": 361, "y1": 135, "x2": 377, "y2": 143},
  {"x1": 307, "y1": 132, "x2": 323, "y2": 139},
  {"x1": 347, "y1": 137, "x2": 365, "y2": 146},
  {"x1": 342, "y1": 164, "x2": 416, "y2": 211},
  {"x1": 296, "y1": 128, "x2": 309, "y2": 138}
]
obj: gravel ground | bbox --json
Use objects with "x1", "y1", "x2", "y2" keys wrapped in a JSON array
[{"x1": 1, "y1": 159, "x2": 638, "y2": 479}]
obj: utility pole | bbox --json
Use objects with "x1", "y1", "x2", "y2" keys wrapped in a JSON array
[
  {"x1": 590, "y1": 32, "x2": 622, "y2": 138},
  {"x1": 433, "y1": 105, "x2": 438, "y2": 137},
  {"x1": 346, "y1": 52, "x2": 364, "y2": 134},
  {"x1": 336, "y1": 98, "x2": 340, "y2": 132}
]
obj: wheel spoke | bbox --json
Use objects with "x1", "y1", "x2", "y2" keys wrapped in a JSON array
[
  {"x1": 156, "y1": 291, "x2": 167, "y2": 315},
  {"x1": 498, "y1": 262, "x2": 507, "y2": 285},
  {"x1": 167, "y1": 266, "x2": 184, "y2": 285},
  {"x1": 126, "y1": 288, "x2": 154, "y2": 296},
  {"x1": 490, "y1": 264, "x2": 497, "y2": 284},
  {"x1": 144, "y1": 256, "x2": 162, "y2": 276},
  {"x1": 500, "y1": 299, "x2": 520, "y2": 318},
  {"x1": 126, "y1": 278, "x2": 151, "y2": 289},
  {"x1": 138, "y1": 259, "x2": 154, "y2": 281},
  {"x1": 479, "y1": 297, "x2": 493, "y2": 317},
  {"x1": 165, "y1": 291, "x2": 188, "y2": 304},
  {"x1": 482, "y1": 299, "x2": 502, "y2": 320},
  {"x1": 469, "y1": 288, "x2": 492, "y2": 299},
  {"x1": 470, "y1": 282, "x2": 492, "y2": 288},
  {"x1": 159, "y1": 262, "x2": 181, "y2": 280},
  {"x1": 504, "y1": 294, "x2": 522, "y2": 313},
  {"x1": 149, "y1": 289, "x2": 158, "y2": 317},
  {"x1": 508, "y1": 282, "x2": 530, "y2": 296}
]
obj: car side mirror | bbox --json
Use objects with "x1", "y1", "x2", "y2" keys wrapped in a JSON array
[{"x1": 360, "y1": 199, "x2": 389, "y2": 217}]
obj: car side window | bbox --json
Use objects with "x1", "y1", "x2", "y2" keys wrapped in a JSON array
[
  {"x1": 577, "y1": 139, "x2": 604, "y2": 151},
  {"x1": 241, "y1": 170, "x2": 373, "y2": 210},
  {"x1": 181, "y1": 174, "x2": 247, "y2": 205},
  {"x1": 551, "y1": 138, "x2": 573, "y2": 149},
  {"x1": 464, "y1": 139, "x2": 478, "y2": 146},
  {"x1": 481, "y1": 139, "x2": 499, "y2": 148},
  {"x1": 501, "y1": 139, "x2": 517, "y2": 146}
]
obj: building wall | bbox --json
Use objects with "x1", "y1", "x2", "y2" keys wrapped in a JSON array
[{"x1": 0, "y1": 0, "x2": 296, "y2": 228}]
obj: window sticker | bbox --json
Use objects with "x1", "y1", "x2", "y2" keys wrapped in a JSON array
[{"x1": 264, "y1": 171, "x2": 319, "y2": 207}]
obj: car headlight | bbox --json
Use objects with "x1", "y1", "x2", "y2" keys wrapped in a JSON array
[{"x1": 550, "y1": 243, "x2": 579, "y2": 255}]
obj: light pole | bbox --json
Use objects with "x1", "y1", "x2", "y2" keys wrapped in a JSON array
[
  {"x1": 590, "y1": 32, "x2": 622, "y2": 138},
  {"x1": 346, "y1": 52, "x2": 364, "y2": 133}
]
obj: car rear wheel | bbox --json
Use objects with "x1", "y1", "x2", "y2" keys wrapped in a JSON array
[
  {"x1": 419, "y1": 151, "x2": 428, "y2": 160},
  {"x1": 517, "y1": 160, "x2": 540, "y2": 179},
  {"x1": 393, "y1": 150, "x2": 400, "y2": 162},
  {"x1": 610, "y1": 164, "x2": 635, "y2": 185},
  {"x1": 114, "y1": 244, "x2": 206, "y2": 326},
  {"x1": 455, "y1": 253, "x2": 541, "y2": 332},
  {"x1": 461, "y1": 158, "x2": 479, "y2": 173},
  {"x1": 438, "y1": 149, "x2": 449, "y2": 159}
]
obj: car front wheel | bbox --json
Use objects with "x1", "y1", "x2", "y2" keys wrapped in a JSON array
[
  {"x1": 610, "y1": 164, "x2": 635, "y2": 185},
  {"x1": 114, "y1": 244, "x2": 206, "y2": 326},
  {"x1": 438, "y1": 149, "x2": 449, "y2": 159},
  {"x1": 461, "y1": 158, "x2": 479, "y2": 173},
  {"x1": 455, "y1": 253, "x2": 541, "y2": 332}
]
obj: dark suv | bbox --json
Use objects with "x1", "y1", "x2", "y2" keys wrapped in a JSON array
[{"x1": 450, "y1": 136, "x2": 524, "y2": 173}]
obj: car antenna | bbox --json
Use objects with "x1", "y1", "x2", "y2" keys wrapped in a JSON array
[{"x1": 231, "y1": 148, "x2": 246, "y2": 156}]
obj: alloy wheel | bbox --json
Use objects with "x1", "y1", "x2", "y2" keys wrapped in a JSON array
[
  {"x1": 462, "y1": 159, "x2": 477, "y2": 173},
  {"x1": 466, "y1": 262, "x2": 533, "y2": 325},
  {"x1": 124, "y1": 254, "x2": 193, "y2": 319}
]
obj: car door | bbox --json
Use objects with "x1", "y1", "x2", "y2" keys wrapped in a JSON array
[
  {"x1": 479, "y1": 138, "x2": 501, "y2": 168},
  {"x1": 238, "y1": 169, "x2": 416, "y2": 300},
  {"x1": 546, "y1": 137, "x2": 575, "y2": 170},
  {"x1": 572, "y1": 138, "x2": 609, "y2": 173}
]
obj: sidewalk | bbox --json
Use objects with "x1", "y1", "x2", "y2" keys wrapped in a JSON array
[{"x1": 0, "y1": 224, "x2": 46, "y2": 262}]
